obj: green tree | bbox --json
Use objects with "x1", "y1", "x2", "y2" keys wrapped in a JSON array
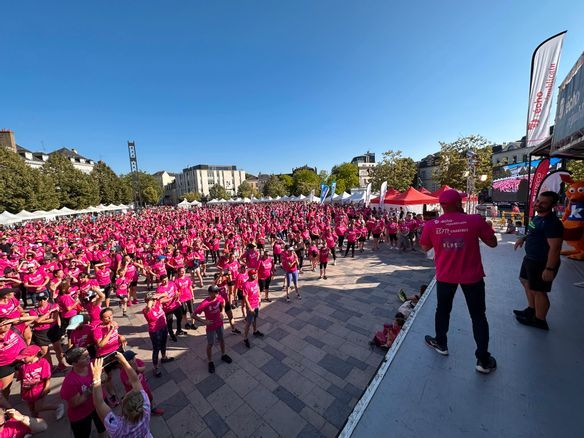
[
  {"x1": 91, "y1": 161, "x2": 128, "y2": 205},
  {"x1": 279, "y1": 174, "x2": 294, "y2": 194},
  {"x1": 263, "y1": 175, "x2": 289, "y2": 197},
  {"x1": 329, "y1": 162, "x2": 359, "y2": 194},
  {"x1": 209, "y1": 184, "x2": 230, "y2": 200},
  {"x1": 434, "y1": 135, "x2": 493, "y2": 191},
  {"x1": 43, "y1": 152, "x2": 100, "y2": 209},
  {"x1": 183, "y1": 191, "x2": 202, "y2": 202},
  {"x1": 237, "y1": 180, "x2": 254, "y2": 198},
  {"x1": 369, "y1": 150, "x2": 418, "y2": 191},
  {"x1": 0, "y1": 148, "x2": 58, "y2": 212},
  {"x1": 121, "y1": 172, "x2": 163, "y2": 206},
  {"x1": 567, "y1": 159, "x2": 584, "y2": 181},
  {"x1": 292, "y1": 169, "x2": 321, "y2": 195}
]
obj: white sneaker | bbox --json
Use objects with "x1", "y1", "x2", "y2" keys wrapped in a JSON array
[{"x1": 56, "y1": 403, "x2": 65, "y2": 420}]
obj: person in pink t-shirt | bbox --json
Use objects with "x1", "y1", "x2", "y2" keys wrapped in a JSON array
[
  {"x1": 29, "y1": 291, "x2": 67, "y2": 372},
  {"x1": 174, "y1": 267, "x2": 196, "y2": 330},
  {"x1": 60, "y1": 347, "x2": 106, "y2": 437},
  {"x1": 118, "y1": 350, "x2": 164, "y2": 416},
  {"x1": 0, "y1": 406, "x2": 47, "y2": 438},
  {"x1": 257, "y1": 251, "x2": 275, "y2": 303},
  {"x1": 242, "y1": 270, "x2": 263, "y2": 349},
  {"x1": 420, "y1": 189, "x2": 498, "y2": 375},
  {"x1": 193, "y1": 286, "x2": 233, "y2": 374},
  {"x1": 318, "y1": 243, "x2": 330, "y2": 280},
  {"x1": 142, "y1": 292, "x2": 174, "y2": 378},
  {"x1": 0, "y1": 316, "x2": 27, "y2": 399},
  {"x1": 15, "y1": 345, "x2": 64, "y2": 420}
]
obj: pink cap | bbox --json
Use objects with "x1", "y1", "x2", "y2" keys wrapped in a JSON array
[
  {"x1": 439, "y1": 189, "x2": 462, "y2": 206},
  {"x1": 15, "y1": 345, "x2": 41, "y2": 360}
]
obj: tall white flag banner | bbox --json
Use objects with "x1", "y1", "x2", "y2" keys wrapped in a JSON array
[
  {"x1": 365, "y1": 183, "x2": 372, "y2": 207},
  {"x1": 379, "y1": 181, "x2": 388, "y2": 208},
  {"x1": 526, "y1": 31, "x2": 566, "y2": 148}
]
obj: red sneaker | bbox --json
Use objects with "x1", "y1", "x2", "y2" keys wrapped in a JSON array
[{"x1": 151, "y1": 407, "x2": 164, "y2": 416}]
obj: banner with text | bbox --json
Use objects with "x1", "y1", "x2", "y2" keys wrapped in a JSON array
[
  {"x1": 379, "y1": 181, "x2": 388, "y2": 207},
  {"x1": 526, "y1": 32, "x2": 566, "y2": 148},
  {"x1": 320, "y1": 184, "x2": 330, "y2": 204},
  {"x1": 528, "y1": 158, "x2": 550, "y2": 217}
]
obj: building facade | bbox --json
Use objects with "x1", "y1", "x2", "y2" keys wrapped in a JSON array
[
  {"x1": 416, "y1": 152, "x2": 441, "y2": 192},
  {"x1": 351, "y1": 152, "x2": 376, "y2": 187},
  {"x1": 491, "y1": 137, "x2": 532, "y2": 167},
  {"x1": 175, "y1": 165, "x2": 246, "y2": 197}
]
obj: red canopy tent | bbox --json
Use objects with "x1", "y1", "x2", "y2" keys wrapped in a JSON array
[
  {"x1": 388, "y1": 187, "x2": 439, "y2": 205},
  {"x1": 418, "y1": 187, "x2": 432, "y2": 195},
  {"x1": 430, "y1": 185, "x2": 454, "y2": 198},
  {"x1": 370, "y1": 188, "x2": 400, "y2": 204}
]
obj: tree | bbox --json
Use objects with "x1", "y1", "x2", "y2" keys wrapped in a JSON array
[
  {"x1": 182, "y1": 191, "x2": 202, "y2": 202},
  {"x1": 434, "y1": 135, "x2": 493, "y2": 192},
  {"x1": 209, "y1": 184, "x2": 229, "y2": 200},
  {"x1": 369, "y1": 150, "x2": 418, "y2": 191},
  {"x1": 292, "y1": 169, "x2": 321, "y2": 195},
  {"x1": 121, "y1": 172, "x2": 163, "y2": 206},
  {"x1": 91, "y1": 161, "x2": 128, "y2": 205},
  {"x1": 279, "y1": 174, "x2": 294, "y2": 194},
  {"x1": 263, "y1": 175, "x2": 289, "y2": 197},
  {"x1": 0, "y1": 148, "x2": 59, "y2": 213},
  {"x1": 43, "y1": 152, "x2": 100, "y2": 209},
  {"x1": 329, "y1": 162, "x2": 359, "y2": 194},
  {"x1": 237, "y1": 180, "x2": 254, "y2": 198},
  {"x1": 568, "y1": 159, "x2": 584, "y2": 181}
]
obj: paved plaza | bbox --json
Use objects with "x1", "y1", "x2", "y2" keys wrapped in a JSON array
[{"x1": 22, "y1": 245, "x2": 433, "y2": 437}]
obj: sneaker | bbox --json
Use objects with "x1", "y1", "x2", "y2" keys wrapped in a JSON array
[
  {"x1": 513, "y1": 307, "x2": 535, "y2": 317},
  {"x1": 516, "y1": 315, "x2": 549, "y2": 330},
  {"x1": 398, "y1": 289, "x2": 408, "y2": 303},
  {"x1": 221, "y1": 354, "x2": 233, "y2": 364},
  {"x1": 286, "y1": 297, "x2": 290, "y2": 303},
  {"x1": 122, "y1": 311, "x2": 127, "y2": 317},
  {"x1": 151, "y1": 407, "x2": 165, "y2": 416},
  {"x1": 55, "y1": 403, "x2": 65, "y2": 421},
  {"x1": 177, "y1": 330, "x2": 188, "y2": 336},
  {"x1": 170, "y1": 334, "x2": 178, "y2": 342},
  {"x1": 208, "y1": 361, "x2": 215, "y2": 373},
  {"x1": 161, "y1": 356, "x2": 175, "y2": 363},
  {"x1": 253, "y1": 331, "x2": 264, "y2": 337},
  {"x1": 297, "y1": 295, "x2": 302, "y2": 300},
  {"x1": 476, "y1": 356, "x2": 497, "y2": 374},
  {"x1": 323, "y1": 276, "x2": 327, "y2": 280},
  {"x1": 244, "y1": 339, "x2": 250, "y2": 348},
  {"x1": 231, "y1": 328, "x2": 241, "y2": 334},
  {"x1": 154, "y1": 368, "x2": 162, "y2": 377},
  {"x1": 424, "y1": 335, "x2": 449, "y2": 356},
  {"x1": 265, "y1": 298, "x2": 272, "y2": 303}
]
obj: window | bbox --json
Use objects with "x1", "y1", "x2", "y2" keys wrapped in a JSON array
[{"x1": 512, "y1": 155, "x2": 517, "y2": 164}]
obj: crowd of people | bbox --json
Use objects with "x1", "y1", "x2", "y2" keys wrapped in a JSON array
[{"x1": 0, "y1": 202, "x2": 427, "y2": 437}]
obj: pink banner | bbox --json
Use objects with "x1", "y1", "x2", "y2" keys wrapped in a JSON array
[{"x1": 528, "y1": 158, "x2": 550, "y2": 217}]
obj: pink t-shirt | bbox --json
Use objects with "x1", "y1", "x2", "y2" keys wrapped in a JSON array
[
  {"x1": 195, "y1": 296, "x2": 225, "y2": 332},
  {"x1": 17, "y1": 358, "x2": 51, "y2": 402},
  {"x1": 0, "y1": 419, "x2": 31, "y2": 438},
  {"x1": 258, "y1": 258, "x2": 273, "y2": 280},
  {"x1": 29, "y1": 303, "x2": 58, "y2": 331},
  {"x1": 242, "y1": 280, "x2": 260, "y2": 310},
  {"x1": 92, "y1": 323, "x2": 120, "y2": 357},
  {"x1": 0, "y1": 330, "x2": 26, "y2": 366},
  {"x1": 243, "y1": 251, "x2": 260, "y2": 269},
  {"x1": 142, "y1": 301, "x2": 166, "y2": 333},
  {"x1": 119, "y1": 358, "x2": 150, "y2": 393},
  {"x1": 70, "y1": 325, "x2": 94, "y2": 348},
  {"x1": 420, "y1": 212, "x2": 495, "y2": 284},
  {"x1": 94, "y1": 268, "x2": 112, "y2": 286},
  {"x1": 60, "y1": 368, "x2": 95, "y2": 422},
  {"x1": 57, "y1": 294, "x2": 78, "y2": 319},
  {"x1": 174, "y1": 276, "x2": 193, "y2": 302},
  {"x1": 158, "y1": 281, "x2": 180, "y2": 313}
]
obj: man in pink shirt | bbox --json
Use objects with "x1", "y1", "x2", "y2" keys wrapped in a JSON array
[
  {"x1": 420, "y1": 189, "x2": 498, "y2": 374},
  {"x1": 242, "y1": 270, "x2": 263, "y2": 349}
]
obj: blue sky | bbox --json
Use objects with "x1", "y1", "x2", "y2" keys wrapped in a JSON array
[{"x1": 2, "y1": 1, "x2": 583, "y2": 176}]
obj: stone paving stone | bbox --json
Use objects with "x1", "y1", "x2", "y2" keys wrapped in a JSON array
[
  {"x1": 318, "y1": 353, "x2": 353, "y2": 379},
  {"x1": 153, "y1": 379, "x2": 180, "y2": 404},
  {"x1": 261, "y1": 357, "x2": 290, "y2": 381},
  {"x1": 203, "y1": 409, "x2": 231, "y2": 437},
  {"x1": 150, "y1": 415, "x2": 173, "y2": 438},
  {"x1": 344, "y1": 382, "x2": 363, "y2": 399},
  {"x1": 251, "y1": 422, "x2": 280, "y2": 438},
  {"x1": 224, "y1": 402, "x2": 263, "y2": 438},
  {"x1": 196, "y1": 374, "x2": 226, "y2": 398},
  {"x1": 231, "y1": 339, "x2": 251, "y2": 355},
  {"x1": 307, "y1": 316, "x2": 334, "y2": 330},
  {"x1": 345, "y1": 322, "x2": 372, "y2": 336},
  {"x1": 326, "y1": 383, "x2": 353, "y2": 405},
  {"x1": 267, "y1": 326, "x2": 290, "y2": 342},
  {"x1": 159, "y1": 390, "x2": 191, "y2": 420},
  {"x1": 186, "y1": 387, "x2": 213, "y2": 417},
  {"x1": 207, "y1": 384, "x2": 245, "y2": 417},
  {"x1": 243, "y1": 383, "x2": 280, "y2": 416},
  {"x1": 323, "y1": 398, "x2": 354, "y2": 429},
  {"x1": 304, "y1": 335, "x2": 325, "y2": 349},
  {"x1": 299, "y1": 422, "x2": 326, "y2": 438},
  {"x1": 300, "y1": 343, "x2": 327, "y2": 363},
  {"x1": 263, "y1": 400, "x2": 307, "y2": 437},
  {"x1": 288, "y1": 318, "x2": 305, "y2": 330},
  {"x1": 346, "y1": 355, "x2": 370, "y2": 371},
  {"x1": 274, "y1": 385, "x2": 306, "y2": 413},
  {"x1": 170, "y1": 366, "x2": 188, "y2": 383},
  {"x1": 166, "y1": 405, "x2": 207, "y2": 437},
  {"x1": 299, "y1": 405, "x2": 327, "y2": 431},
  {"x1": 225, "y1": 368, "x2": 259, "y2": 398},
  {"x1": 263, "y1": 344, "x2": 287, "y2": 361}
]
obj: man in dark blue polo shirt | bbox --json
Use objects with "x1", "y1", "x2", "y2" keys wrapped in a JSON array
[{"x1": 514, "y1": 191, "x2": 564, "y2": 330}]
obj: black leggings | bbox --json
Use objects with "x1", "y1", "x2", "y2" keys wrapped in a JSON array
[
  {"x1": 338, "y1": 235, "x2": 345, "y2": 249},
  {"x1": 166, "y1": 307, "x2": 183, "y2": 335},
  {"x1": 295, "y1": 251, "x2": 304, "y2": 269},
  {"x1": 345, "y1": 242, "x2": 356, "y2": 257},
  {"x1": 149, "y1": 327, "x2": 168, "y2": 367},
  {"x1": 258, "y1": 277, "x2": 272, "y2": 292},
  {"x1": 182, "y1": 300, "x2": 194, "y2": 315},
  {"x1": 330, "y1": 247, "x2": 336, "y2": 261},
  {"x1": 70, "y1": 410, "x2": 105, "y2": 438}
]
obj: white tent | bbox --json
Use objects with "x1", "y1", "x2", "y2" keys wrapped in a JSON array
[
  {"x1": 339, "y1": 192, "x2": 352, "y2": 203},
  {"x1": 297, "y1": 194, "x2": 307, "y2": 202},
  {"x1": 189, "y1": 200, "x2": 201, "y2": 206},
  {"x1": 347, "y1": 192, "x2": 366, "y2": 204},
  {"x1": 280, "y1": 195, "x2": 290, "y2": 201},
  {"x1": 242, "y1": 197, "x2": 251, "y2": 203},
  {"x1": 178, "y1": 199, "x2": 190, "y2": 208},
  {"x1": 274, "y1": 196, "x2": 281, "y2": 201}
]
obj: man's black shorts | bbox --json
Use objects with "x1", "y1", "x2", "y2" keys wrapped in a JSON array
[{"x1": 519, "y1": 257, "x2": 559, "y2": 293}]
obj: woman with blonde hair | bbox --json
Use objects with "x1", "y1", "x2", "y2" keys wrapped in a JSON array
[{"x1": 91, "y1": 352, "x2": 152, "y2": 437}]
